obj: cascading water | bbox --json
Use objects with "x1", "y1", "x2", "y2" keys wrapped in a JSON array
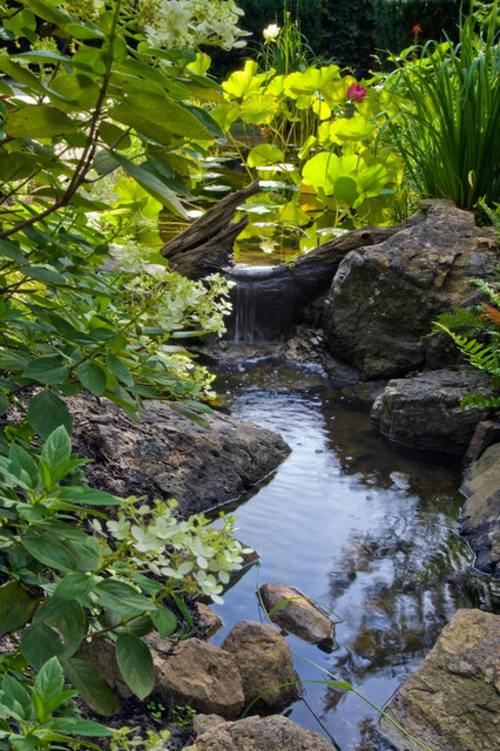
[
  {"x1": 234, "y1": 280, "x2": 257, "y2": 343},
  {"x1": 230, "y1": 264, "x2": 282, "y2": 343}
]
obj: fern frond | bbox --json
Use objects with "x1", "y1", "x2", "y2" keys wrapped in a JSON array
[
  {"x1": 433, "y1": 306, "x2": 489, "y2": 334},
  {"x1": 434, "y1": 324, "x2": 500, "y2": 376}
]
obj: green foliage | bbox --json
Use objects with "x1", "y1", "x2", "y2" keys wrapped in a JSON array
[
  {"x1": 0, "y1": 428, "x2": 251, "y2": 718},
  {"x1": 0, "y1": 657, "x2": 111, "y2": 750},
  {"x1": 380, "y1": 1, "x2": 500, "y2": 209},
  {"x1": 0, "y1": 0, "x2": 239, "y2": 442},
  {"x1": 373, "y1": 0, "x2": 461, "y2": 61},
  {"x1": 320, "y1": 0, "x2": 376, "y2": 72},
  {"x1": 433, "y1": 268, "x2": 500, "y2": 409}
]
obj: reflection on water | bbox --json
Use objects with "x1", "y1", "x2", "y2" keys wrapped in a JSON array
[{"x1": 211, "y1": 362, "x2": 494, "y2": 750}]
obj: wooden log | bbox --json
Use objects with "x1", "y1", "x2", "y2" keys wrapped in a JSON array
[{"x1": 161, "y1": 183, "x2": 260, "y2": 279}]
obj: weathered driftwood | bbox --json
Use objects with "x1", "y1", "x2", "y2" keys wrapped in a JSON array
[
  {"x1": 161, "y1": 183, "x2": 260, "y2": 279},
  {"x1": 227, "y1": 224, "x2": 404, "y2": 340}
]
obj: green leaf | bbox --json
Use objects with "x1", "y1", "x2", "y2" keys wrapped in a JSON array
[
  {"x1": 1, "y1": 674, "x2": 32, "y2": 720},
  {"x1": 0, "y1": 239, "x2": 26, "y2": 263},
  {"x1": 23, "y1": 356, "x2": 69, "y2": 386},
  {"x1": 0, "y1": 581, "x2": 38, "y2": 637},
  {"x1": 51, "y1": 717, "x2": 113, "y2": 737},
  {"x1": 247, "y1": 144, "x2": 284, "y2": 168},
  {"x1": 0, "y1": 391, "x2": 9, "y2": 416},
  {"x1": 108, "y1": 152, "x2": 188, "y2": 218},
  {"x1": 95, "y1": 580, "x2": 155, "y2": 615},
  {"x1": 57, "y1": 485, "x2": 121, "y2": 506},
  {"x1": 20, "y1": 623, "x2": 64, "y2": 670},
  {"x1": 98, "y1": 121, "x2": 131, "y2": 150},
  {"x1": 65, "y1": 658, "x2": 120, "y2": 716},
  {"x1": 34, "y1": 656, "x2": 65, "y2": 699},
  {"x1": 151, "y1": 606, "x2": 177, "y2": 638},
  {"x1": 41, "y1": 426, "x2": 72, "y2": 471},
  {"x1": 22, "y1": 533, "x2": 78, "y2": 572},
  {"x1": 22, "y1": 264, "x2": 67, "y2": 285},
  {"x1": 116, "y1": 634, "x2": 154, "y2": 700},
  {"x1": 64, "y1": 22, "x2": 105, "y2": 40},
  {"x1": 53, "y1": 573, "x2": 95, "y2": 602},
  {"x1": 35, "y1": 599, "x2": 86, "y2": 658},
  {"x1": 76, "y1": 362, "x2": 107, "y2": 396},
  {"x1": 4, "y1": 104, "x2": 78, "y2": 138},
  {"x1": 9, "y1": 443, "x2": 39, "y2": 489},
  {"x1": 27, "y1": 390, "x2": 73, "y2": 439}
]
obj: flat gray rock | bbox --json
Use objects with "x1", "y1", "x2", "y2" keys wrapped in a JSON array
[{"x1": 70, "y1": 396, "x2": 290, "y2": 516}]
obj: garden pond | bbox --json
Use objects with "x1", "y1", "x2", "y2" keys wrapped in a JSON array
[{"x1": 209, "y1": 358, "x2": 497, "y2": 750}]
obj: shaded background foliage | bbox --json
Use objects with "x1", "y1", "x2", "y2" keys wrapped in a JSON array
[{"x1": 222, "y1": 0, "x2": 462, "y2": 72}]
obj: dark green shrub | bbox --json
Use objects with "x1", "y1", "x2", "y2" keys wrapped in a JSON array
[
  {"x1": 320, "y1": 0, "x2": 376, "y2": 72},
  {"x1": 373, "y1": 0, "x2": 461, "y2": 59}
]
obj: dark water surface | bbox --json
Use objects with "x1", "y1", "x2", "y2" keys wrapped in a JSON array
[{"x1": 210, "y1": 361, "x2": 492, "y2": 750}]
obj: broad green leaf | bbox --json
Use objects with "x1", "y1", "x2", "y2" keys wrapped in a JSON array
[
  {"x1": 64, "y1": 22, "x2": 105, "y2": 40},
  {"x1": 22, "y1": 264, "x2": 67, "y2": 284},
  {"x1": 51, "y1": 717, "x2": 113, "y2": 736},
  {"x1": 41, "y1": 426, "x2": 72, "y2": 470},
  {"x1": 333, "y1": 176, "x2": 359, "y2": 206},
  {"x1": 76, "y1": 362, "x2": 107, "y2": 396},
  {"x1": 222, "y1": 60, "x2": 264, "y2": 99},
  {"x1": 22, "y1": 533, "x2": 77, "y2": 572},
  {"x1": 1, "y1": 674, "x2": 32, "y2": 720},
  {"x1": 65, "y1": 658, "x2": 120, "y2": 716},
  {"x1": 27, "y1": 390, "x2": 73, "y2": 439},
  {"x1": 4, "y1": 104, "x2": 78, "y2": 138},
  {"x1": 151, "y1": 606, "x2": 177, "y2": 638},
  {"x1": 53, "y1": 573, "x2": 95, "y2": 602},
  {"x1": 34, "y1": 656, "x2": 65, "y2": 699},
  {"x1": 99, "y1": 121, "x2": 131, "y2": 150},
  {"x1": 241, "y1": 93, "x2": 279, "y2": 125},
  {"x1": 116, "y1": 634, "x2": 154, "y2": 700},
  {"x1": 9, "y1": 443, "x2": 39, "y2": 489},
  {"x1": 20, "y1": 623, "x2": 64, "y2": 670},
  {"x1": 0, "y1": 581, "x2": 38, "y2": 637},
  {"x1": 110, "y1": 153, "x2": 188, "y2": 218},
  {"x1": 35, "y1": 599, "x2": 86, "y2": 658},
  {"x1": 23, "y1": 357, "x2": 69, "y2": 386},
  {"x1": 57, "y1": 485, "x2": 121, "y2": 506},
  {"x1": 247, "y1": 144, "x2": 284, "y2": 168},
  {"x1": 95, "y1": 580, "x2": 155, "y2": 615}
]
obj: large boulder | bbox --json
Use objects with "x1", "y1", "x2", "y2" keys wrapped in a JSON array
[
  {"x1": 154, "y1": 638, "x2": 244, "y2": 719},
  {"x1": 259, "y1": 583, "x2": 335, "y2": 649},
  {"x1": 185, "y1": 714, "x2": 333, "y2": 751},
  {"x1": 222, "y1": 621, "x2": 301, "y2": 711},
  {"x1": 70, "y1": 396, "x2": 290, "y2": 516},
  {"x1": 370, "y1": 369, "x2": 490, "y2": 453},
  {"x1": 382, "y1": 609, "x2": 500, "y2": 750},
  {"x1": 461, "y1": 443, "x2": 500, "y2": 577},
  {"x1": 323, "y1": 203, "x2": 496, "y2": 379}
]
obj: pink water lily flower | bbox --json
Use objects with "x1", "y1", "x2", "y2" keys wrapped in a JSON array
[{"x1": 347, "y1": 82, "x2": 367, "y2": 103}]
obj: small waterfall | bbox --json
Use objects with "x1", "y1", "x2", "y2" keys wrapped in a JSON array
[{"x1": 234, "y1": 280, "x2": 257, "y2": 343}]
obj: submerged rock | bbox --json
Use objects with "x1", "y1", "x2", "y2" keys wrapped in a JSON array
[
  {"x1": 259, "y1": 583, "x2": 335, "y2": 649},
  {"x1": 185, "y1": 715, "x2": 333, "y2": 750},
  {"x1": 461, "y1": 443, "x2": 500, "y2": 577},
  {"x1": 70, "y1": 396, "x2": 290, "y2": 516},
  {"x1": 382, "y1": 609, "x2": 500, "y2": 750},
  {"x1": 154, "y1": 638, "x2": 244, "y2": 719},
  {"x1": 324, "y1": 203, "x2": 497, "y2": 378},
  {"x1": 370, "y1": 369, "x2": 490, "y2": 454},
  {"x1": 222, "y1": 621, "x2": 302, "y2": 711}
]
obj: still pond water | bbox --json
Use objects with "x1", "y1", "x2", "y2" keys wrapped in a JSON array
[{"x1": 210, "y1": 359, "x2": 493, "y2": 750}]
